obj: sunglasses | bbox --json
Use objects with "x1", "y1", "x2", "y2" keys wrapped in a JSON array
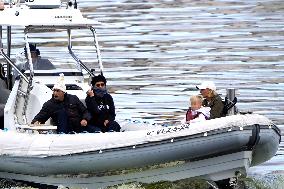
[{"x1": 95, "y1": 83, "x2": 105, "y2": 87}]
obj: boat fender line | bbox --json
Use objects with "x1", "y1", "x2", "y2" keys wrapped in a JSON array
[
  {"x1": 246, "y1": 124, "x2": 260, "y2": 150},
  {"x1": 269, "y1": 124, "x2": 282, "y2": 143}
]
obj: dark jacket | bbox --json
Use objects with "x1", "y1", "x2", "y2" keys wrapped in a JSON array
[
  {"x1": 23, "y1": 58, "x2": 55, "y2": 70},
  {"x1": 85, "y1": 93, "x2": 116, "y2": 127},
  {"x1": 32, "y1": 93, "x2": 90, "y2": 131},
  {"x1": 202, "y1": 94, "x2": 224, "y2": 119}
]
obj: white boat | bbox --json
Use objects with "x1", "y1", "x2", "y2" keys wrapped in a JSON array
[{"x1": 0, "y1": 1, "x2": 281, "y2": 188}]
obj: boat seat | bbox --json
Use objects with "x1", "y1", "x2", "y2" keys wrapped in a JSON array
[{"x1": 25, "y1": 83, "x2": 53, "y2": 125}]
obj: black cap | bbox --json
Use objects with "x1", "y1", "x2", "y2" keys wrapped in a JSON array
[
  {"x1": 91, "y1": 74, "x2": 107, "y2": 86},
  {"x1": 24, "y1": 44, "x2": 40, "y2": 55}
]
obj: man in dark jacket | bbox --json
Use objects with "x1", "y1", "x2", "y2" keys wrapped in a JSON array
[
  {"x1": 19, "y1": 44, "x2": 55, "y2": 71},
  {"x1": 85, "y1": 74, "x2": 120, "y2": 132},
  {"x1": 32, "y1": 73, "x2": 90, "y2": 133}
]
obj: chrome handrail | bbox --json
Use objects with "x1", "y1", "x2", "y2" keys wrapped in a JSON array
[
  {"x1": 90, "y1": 26, "x2": 104, "y2": 75},
  {"x1": 24, "y1": 29, "x2": 34, "y2": 81},
  {"x1": 19, "y1": 29, "x2": 35, "y2": 124},
  {"x1": 67, "y1": 28, "x2": 95, "y2": 77},
  {"x1": 0, "y1": 48, "x2": 29, "y2": 83}
]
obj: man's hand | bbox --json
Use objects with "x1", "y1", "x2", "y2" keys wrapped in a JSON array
[
  {"x1": 104, "y1": 120, "x2": 109, "y2": 127},
  {"x1": 87, "y1": 89, "x2": 94, "y2": 97},
  {"x1": 81, "y1": 119, "x2": 88, "y2": 127},
  {"x1": 33, "y1": 121, "x2": 41, "y2": 125}
]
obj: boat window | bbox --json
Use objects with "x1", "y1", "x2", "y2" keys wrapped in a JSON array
[
  {"x1": 11, "y1": 28, "x2": 100, "y2": 76},
  {"x1": 14, "y1": 47, "x2": 81, "y2": 71}
]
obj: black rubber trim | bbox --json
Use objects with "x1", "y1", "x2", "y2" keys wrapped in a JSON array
[{"x1": 246, "y1": 124, "x2": 260, "y2": 150}]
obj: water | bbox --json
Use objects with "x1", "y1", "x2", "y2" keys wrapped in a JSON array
[{"x1": 2, "y1": 0, "x2": 284, "y2": 188}]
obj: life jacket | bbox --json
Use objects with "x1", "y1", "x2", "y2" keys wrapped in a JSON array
[
  {"x1": 186, "y1": 107, "x2": 210, "y2": 121},
  {"x1": 186, "y1": 108, "x2": 201, "y2": 121}
]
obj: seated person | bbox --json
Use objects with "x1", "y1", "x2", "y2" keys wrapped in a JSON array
[
  {"x1": 31, "y1": 73, "x2": 91, "y2": 134},
  {"x1": 0, "y1": 104, "x2": 4, "y2": 130},
  {"x1": 196, "y1": 81, "x2": 224, "y2": 119},
  {"x1": 182, "y1": 95, "x2": 210, "y2": 124},
  {"x1": 0, "y1": 64, "x2": 10, "y2": 129},
  {"x1": 16, "y1": 44, "x2": 55, "y2": 72},
  {"x1": 0, "y1": 64, "x2": 8, "y2": 89},
  {"x1": 85, "y1": 74, "x2": 121, "y2": 132}
]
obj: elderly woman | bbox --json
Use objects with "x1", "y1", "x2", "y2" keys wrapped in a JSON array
[{"x1": 196, "y1": 81, "x2": 224, "y2": 119}]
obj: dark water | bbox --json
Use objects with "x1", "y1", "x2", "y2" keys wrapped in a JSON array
[
  {"x1": 2, "y1": 0, "x2": 284, "y2": 188},
  {"x1": 83, "y1": 0, "x2": 284, "y2": 188}
]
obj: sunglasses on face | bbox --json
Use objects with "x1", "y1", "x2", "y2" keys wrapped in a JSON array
[{"x1": 95, "y1": 83, "x2": 105, "y2": 87}]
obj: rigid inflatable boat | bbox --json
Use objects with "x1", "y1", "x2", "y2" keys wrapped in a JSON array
[{"x1": 0, "y1": 0, "x2": 281, "y2": 188}]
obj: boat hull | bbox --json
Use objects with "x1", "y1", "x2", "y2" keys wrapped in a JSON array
[
  {"x1": 0, "y1": 123, "x2": 280, "y2": 176},
  {"x1": 0, "y1": 151, "x2": 252, "y2": 188},
  {"x1": 0, "y1": 114, "x2": 281, "y2": 188}
]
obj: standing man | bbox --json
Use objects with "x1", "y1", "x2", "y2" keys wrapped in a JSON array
[
  {"x1": 32, "y1": 73, "x2": 90, "y2": 133},
  {"x1": 85, "y1": 74, "x2": 121, "y2": 132},
  {"x1": 196, "y1": 81, "x2": 224, "y2": 119}
]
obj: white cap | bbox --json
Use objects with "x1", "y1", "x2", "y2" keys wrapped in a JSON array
[
  {"x1": 196, "y1": 81, "x2": 216, "y2": 91},
  {"x1": 52, "y1": 73, "x2": 66, "y2": 93}
]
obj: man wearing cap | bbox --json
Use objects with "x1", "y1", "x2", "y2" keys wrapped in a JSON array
[
  {"x1": 16, "y1": 44, "x2": 55, "y2": 73},
  {"x1": 31, "y1": 73, "x2": 91, "y2": 133},
  {"x1": 196, "y1": 81, "x2": 224, "y2": 119},
  {"x1": 85, "y1": 74, "x2": 121, "y2": 132}
]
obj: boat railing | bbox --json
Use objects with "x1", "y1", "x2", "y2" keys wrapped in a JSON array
[
  {"x1": 1, "y1": 29, "x2": 43, "y2": 125},
  {"x1": 67, "y1": 26, "x2": 103, "y2": 76},
  {"x1": 24, "y1": 30, "x2": 35, "y2": 81},
  {"x1": 1, "y1": 25, "x2": 29, "y2": 83},
  {"x1": 90, "y1": 27, "x2": 104, "y2": 74},
  {"x1": 21, "y1": 78, "x2": 33, "y2": 124},
  {"x1": 0, "y1": 48, "x2": 29, "y2": 83},
  {"x1": 67, "y1": 40, "x2": 93, "y2": 77},
  {"x1": 15, "y1": 31, "x2": 36, "y2": 124},
  {"x1": 13, "y1": 78, "x2": 28, "y2": 124}
]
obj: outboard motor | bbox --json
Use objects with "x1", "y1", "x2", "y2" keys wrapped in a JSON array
[{"x1": 225, "y1": 88, "x2": 238, "y2": 115}]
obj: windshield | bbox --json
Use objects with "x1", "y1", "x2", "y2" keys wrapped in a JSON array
[{"x1": 14, "y1": 28, "x2": 99, "y2": 75}]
